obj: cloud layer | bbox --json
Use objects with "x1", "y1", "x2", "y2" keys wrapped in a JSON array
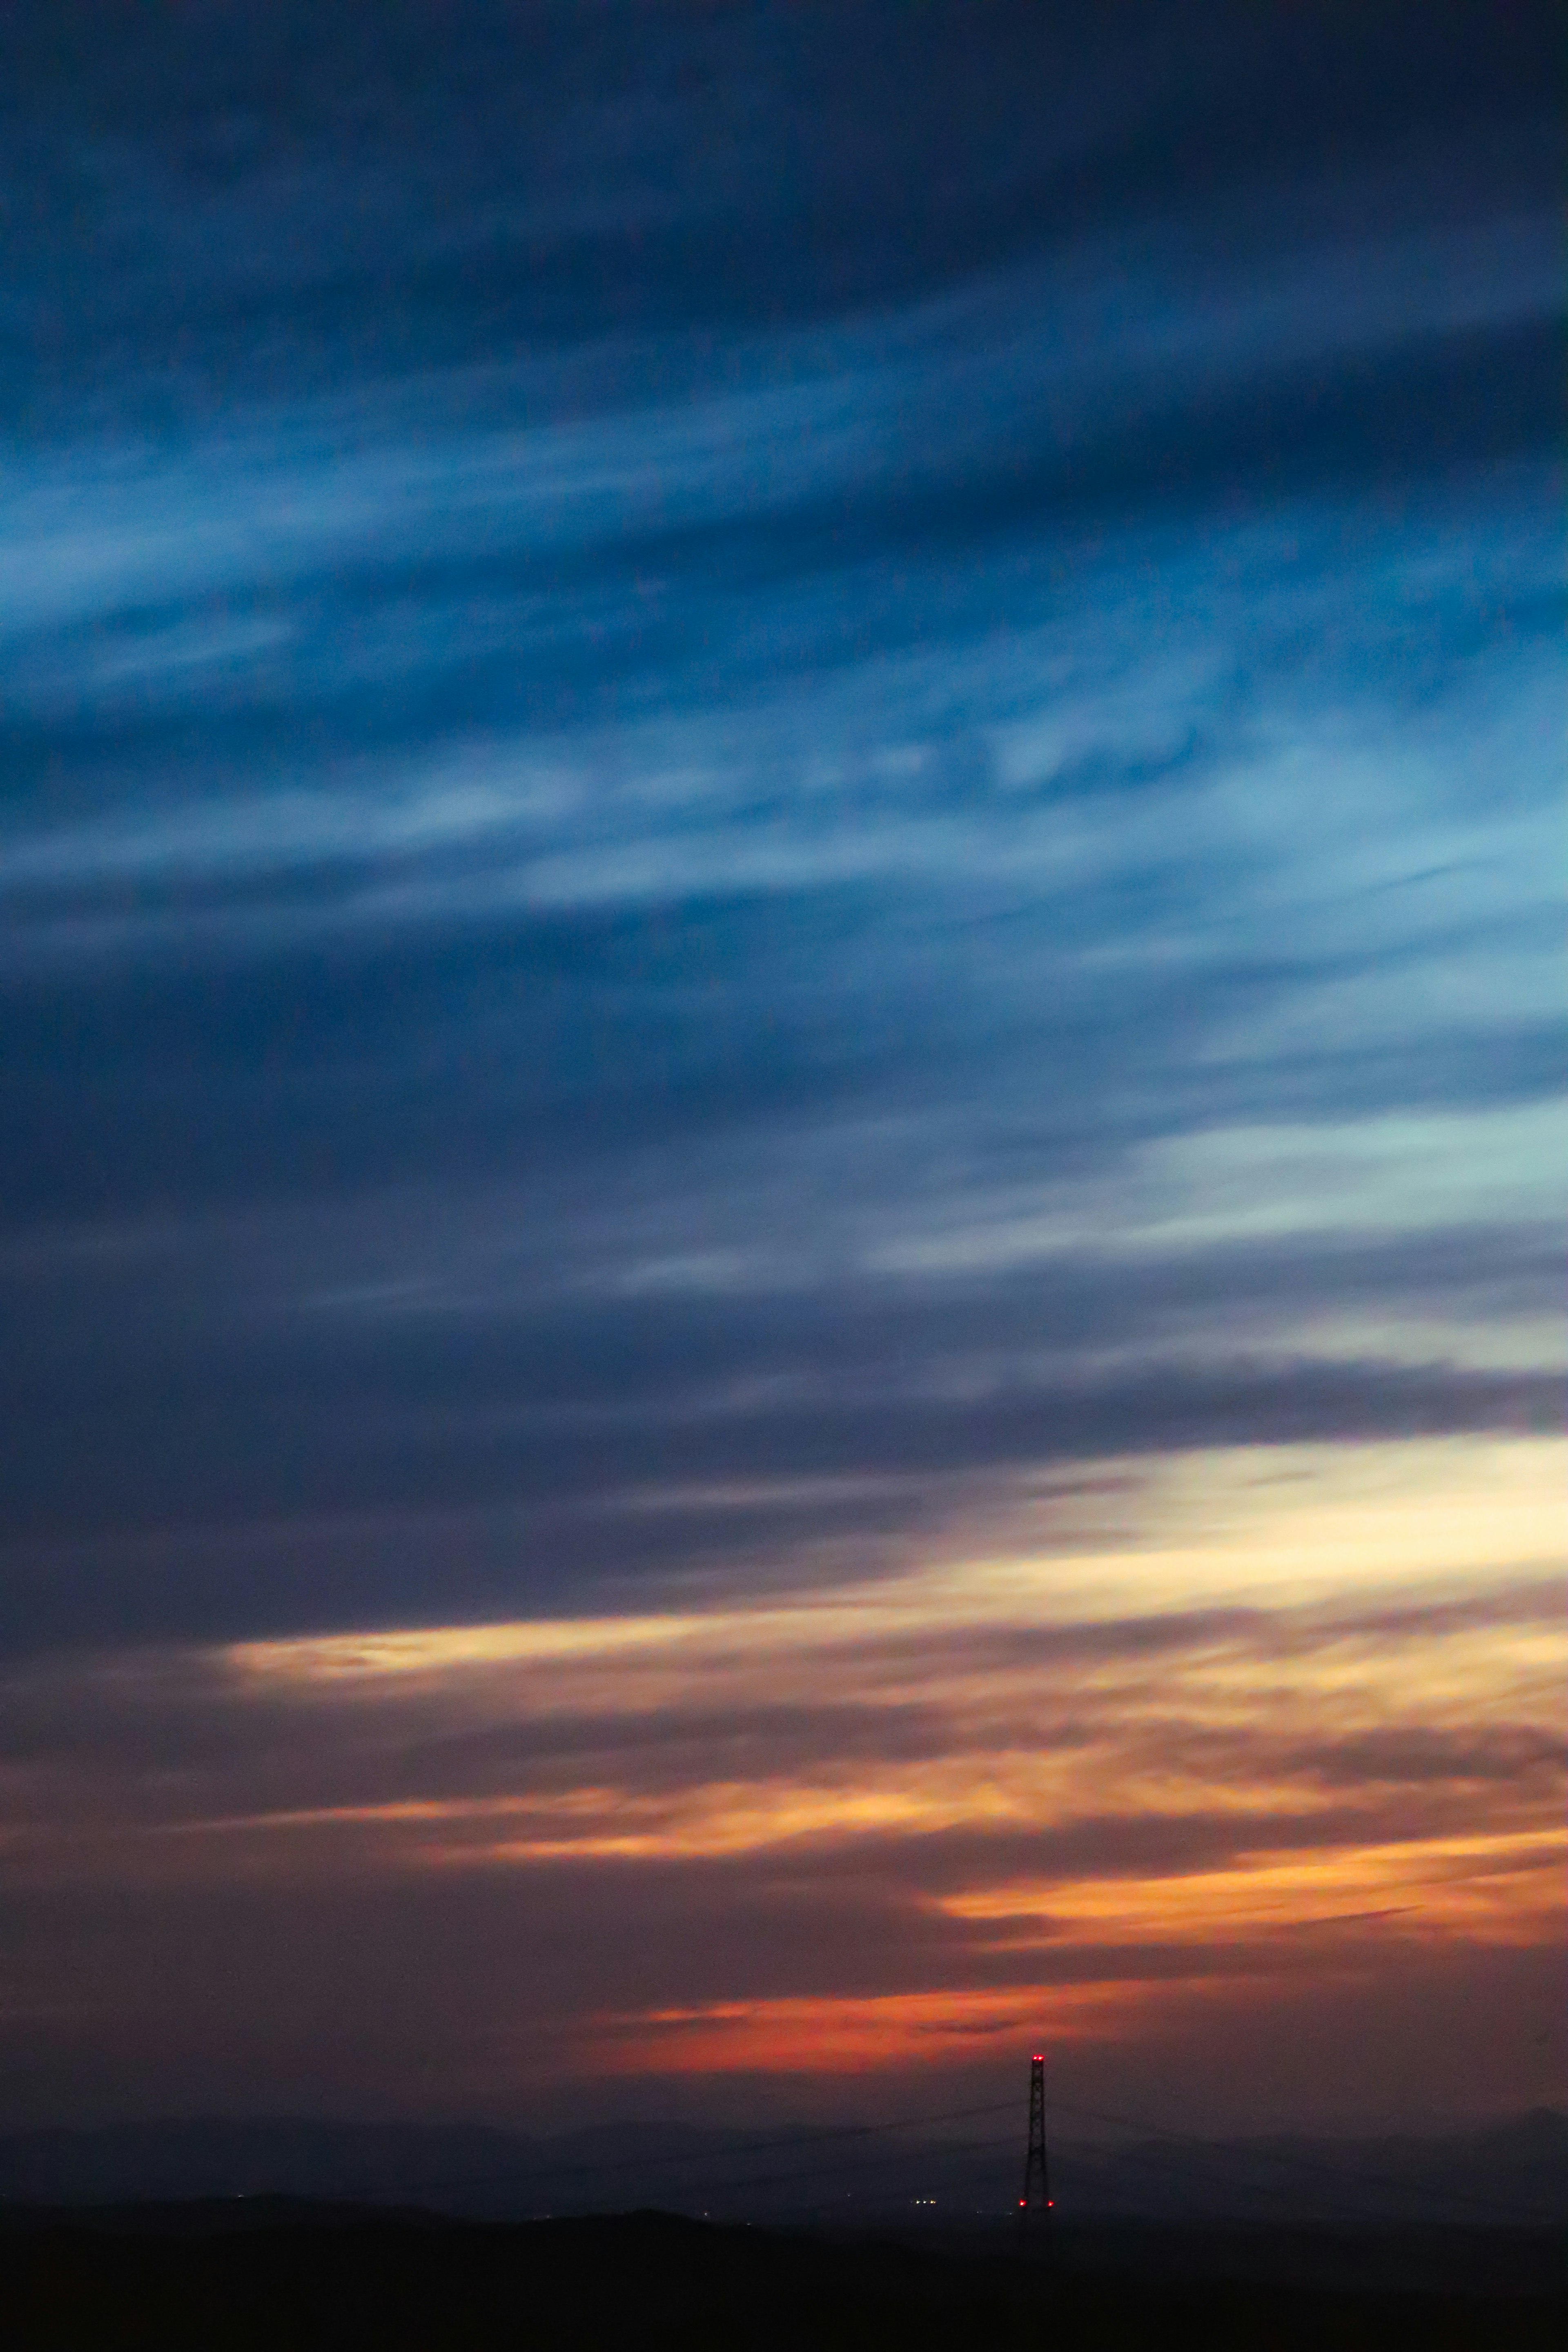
[
  {"x1": 0, "y1": 2, "x2": 1561, "y2": 2129},
  {"x1": 4, "y1": 1439, "x2": 1562, "y2": 2123}
]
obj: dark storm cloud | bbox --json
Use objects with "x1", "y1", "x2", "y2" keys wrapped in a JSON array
[{"x1": 0, "y1": 1, "x2": 1561, "y2": 1661}]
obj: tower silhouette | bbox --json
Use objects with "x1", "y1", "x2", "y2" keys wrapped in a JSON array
[{"x1": 1018, "y1": 2050, "x2": 1052, "y2": 2226}]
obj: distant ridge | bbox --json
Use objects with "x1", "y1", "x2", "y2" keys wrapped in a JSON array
[{"x1": 2, "y1": 2110, "x2": 1563, "y2": 2227}]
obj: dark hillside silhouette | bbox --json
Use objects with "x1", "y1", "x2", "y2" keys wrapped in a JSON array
[{"x1": 4, "y1": 2207, "x2": 1565, "y2": 2352}]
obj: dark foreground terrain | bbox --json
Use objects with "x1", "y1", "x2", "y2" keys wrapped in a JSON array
[{"x1": 3, "y1": 2206, "x2": 1565, "y2": 2351}]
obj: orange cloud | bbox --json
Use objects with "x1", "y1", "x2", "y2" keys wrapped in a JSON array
[
  {"x1": 3, "y1": 1437, "x2": 1561, "y2": 2111},
  {"x1": 940, "y1": 1828, "x2": 1566, "y2": 1950},
  {"x1": 587, "y1": 1984, "x2": 1144, "y2": 2074}
]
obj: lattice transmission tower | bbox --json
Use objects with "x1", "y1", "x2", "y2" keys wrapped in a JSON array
[{"x1": 1018, "y1": 2049, "x2": 1052, "y2": 2228}]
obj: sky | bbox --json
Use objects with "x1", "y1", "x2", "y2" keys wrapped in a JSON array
[{"x1": 0, "y1": 1, "x2": 1562, "y2": 2141}]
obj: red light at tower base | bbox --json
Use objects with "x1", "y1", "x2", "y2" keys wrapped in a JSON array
[{"x1": 1020, "y1": 2049, "x2": 1051, "y2": 2223}]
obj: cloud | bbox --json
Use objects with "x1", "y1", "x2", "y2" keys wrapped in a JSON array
[
  {"x1": 2, "y1": 1494, "x2": 1561, "y2": 2114},
  {"x1": 0, "y1": 0, "x2": 1561, "y2": 2127},
  {"x1": 6, "y1": 1503, "x2": 1561, "y2": 1865}
]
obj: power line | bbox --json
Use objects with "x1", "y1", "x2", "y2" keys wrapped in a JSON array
[
  {"x1": 693, "y1": 2099, "x2": 1560, "y2": 2236},
  {"x1": 663, "y1": 2127, "x2": 1023, "y2": 2210},
  {"x1": 497, "y1": 2088, "x2": 1563, "y2": 2234},
  {"x1": 184, "y1": 2076, "x2": 1559, "y2": 2233},
  {"x1": 1057, "y1": 2125, "x2": 1415, "y2": 2235},
  {"x1": 1047, "y1": 2094, "x2": 1566, "y2": 2230},
  {"x1": 364, "y1": 2094, "x2": 1021, "y2": 2205}
]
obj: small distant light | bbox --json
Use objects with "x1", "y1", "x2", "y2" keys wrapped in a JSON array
[
  {"x1": 1031, "y1": 2052, "x2": 1044, "y2": 2062},
  {"x1": 1018, "y1": 2198, "x2": 1026, "y2": 2207},
  {"x1": 1047, "y1": 2199, "x2": 1054, "y2": 2208}
]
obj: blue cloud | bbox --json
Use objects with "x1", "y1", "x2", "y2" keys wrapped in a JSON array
[{"x1": 0, "y1": 0, "x2": 1560, "y2": 1653}]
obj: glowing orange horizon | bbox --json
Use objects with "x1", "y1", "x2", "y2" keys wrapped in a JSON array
[
  {"x1": 582, "y1": 1984, "x2": 1149, "y2": 2074},
  {"x1": 2, "y1": 1435, "x2": 1561, "y2": 2109}
]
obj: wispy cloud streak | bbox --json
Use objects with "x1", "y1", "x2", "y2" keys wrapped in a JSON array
[{"x1": 0, "y1": 0, "x2": 1560, "y2": 2127}]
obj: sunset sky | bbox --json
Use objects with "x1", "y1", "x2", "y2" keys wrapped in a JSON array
[{"x1": 1, "y1": 2, "x2": 1561, "y2": 2139}]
